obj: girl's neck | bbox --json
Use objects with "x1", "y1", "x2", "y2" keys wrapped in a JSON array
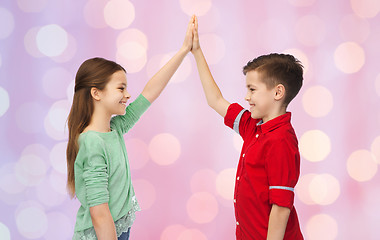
[{"x1": 83, "y1": 108, "x2": 112, "y2": 133}]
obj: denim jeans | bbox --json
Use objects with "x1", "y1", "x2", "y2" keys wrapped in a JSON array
[{"x1": 118, "y1": 228, "x2": 131, "y2": 240}]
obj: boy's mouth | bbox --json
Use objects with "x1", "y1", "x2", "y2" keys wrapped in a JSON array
[{"x1": 120, "y1": 101, "x2": 127, "y2": 106}]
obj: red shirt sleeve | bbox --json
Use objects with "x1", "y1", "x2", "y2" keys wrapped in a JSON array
[
  {"x1": 224, "y1": 103, "x2": 258, "y2": 140},
  {"x1": 265, "y1": 137, "x2": 300, "y2": 209}
]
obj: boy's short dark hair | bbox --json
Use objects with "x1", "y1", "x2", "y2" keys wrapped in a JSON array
[{"x1": 243, "y1": 53, "x2": 303, "y2": 106}]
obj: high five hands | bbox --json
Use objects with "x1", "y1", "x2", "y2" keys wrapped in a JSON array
[{"x1": 181, "y1": 15, "x2": 200, "y2": 54}]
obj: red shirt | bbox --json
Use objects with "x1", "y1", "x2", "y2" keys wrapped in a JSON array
[{"x1": 224, "y1": 103, "x2": 303, "y2": 240}]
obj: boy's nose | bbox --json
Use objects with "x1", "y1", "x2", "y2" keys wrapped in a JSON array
[{"x1": 125, "y1": 91, "x2": 131, "y2": 99}]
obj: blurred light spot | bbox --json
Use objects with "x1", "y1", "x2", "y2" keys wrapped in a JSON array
[
  {"x1": 36, "y1": 178, "x2": 67, "y2": 207},
  {"x1": 199, "y1": 34, "x2": 225, "y2": 64},
  {"x1": 196, "y1": 6, "x2": 221, "y2": 32},
  {"x1": 283, "y1": 48, "x2": 310, "y2": 74},
  {"x1": 257, "y1": 19, "x2": 292, "y2": 50},
  {"x1": 161, "y1": 224, "x2": 187, "y2": 240},
  {"x1": 44, "y1": 212, "x2": 72, "y2": 240},
  {"x1": 233, "y1": 133, "x2": 243, "y2": 152},
  {"x1": 351, "y1": 0, "x2": 380, "y2": 18},
  {"x1": 117, "y1": 28, "x2": 148, "y2": 49},
  {"x1": 36, "y1": 24, "x2": 68, "y2": 57},
  {"x1": 22, "y1": 143, "x2": 50, "y2": 159},
  {"x1": 296, "y1": 15, "x2": 325, "y2": 46},
  {"x1": 186, "y1": 192, "x2": 218, "y2": 223},
  {"x1": 116, "y1": 41, "x2": 147, "y2": 73},
  {"x1": 146, "y1": 54, "x2": 166, "y2": 79},
  {"x1": 179, "y1": 0, "x2": 212, "y2": 16},
  {"x1": 149, "y1": 133, "x2": 181, "y2": 166},
  {"x1": 17, "y1": 0, "x2": 48, "y2": 12},
  {"x1": 299, "y1": 130, "x2": 331, "y2": 162},
  {"x1": 160, "y1": 53, "x2": 192, "y2": 83},
  {"x1": 49, "y1": 170, "x2": 67, "y2": 195},
  {"x1": 347, "y1": 149, "x2": 377, "y2": 182},
  {"x1": 125, "y1": 138, "x2": 149, "y2": 170},
  {"x1": 15, "y1": 154, "x2": 47, "y2": 186},
  {"x1": 375, "y1": 74, "x2": 380, "y2": 97},
  {"x1": 51, "y1": 34, "x2": 77, "y2": 63},
  {"x1": 0, "y1": 163, "x2": 25, "y2": 205},
  {"x1": 371, "y1": 136, "x2": 380, "y2": 164},
  {"x1": 296, "y1": 174, "x2": 318, "y2": 205},
  {"x1": 178, "y1": 229, "x2": 208, "y2": 240},
  {"x1": 306, "y1": 214, "x2": 338, "y2": 240},
  {"x1": 104, "y1": 0, "x2": 135, "y2": 29},
  {"x1": 84, "y1": 0, "x2": 108, "y2": 28},
  {"x1": 50, "y1": 142, "x2": 68, "y2": 174},
  {"x1": 215, "y1": 168, "x2": 235, "y2": 200},
  {"x1": 0, "y1": 8, "x2": 14, "y2": 39},
  {"x1": 190, "y1": 169, "x2": 217, "y2": 193},
  {"x1": 0, "y1": 222, "x2": 10, "y2": 240},
  {"x1": 16, "y1": 204, "x2": 48, "y2": 239},
  {"x1": 302, "y1": 86, "x2": 333, "y2": 117},
  {"x1": 309, "y1": 174, "x2": 340, "y2": 205},
  {"x1": 16, "y1": 102, "x2": 45, "y2": 133},
  {"x1": 0, "y1": 86, "x2": 10, "y2": 117},
  {"x1": 24, "y1": 27, "x2": 45, "y2": 58},
  {"x1": 44, "y1": 100, "x2": 70, "y2": 140},
  {"x1": 288, "y1": 0, "x2": 316, "y2": 7},
  {"x1": 0, "y1": 172, "x2": 26, "y2": 195},
  {"x1": 133, "y1": 179, "x2": 156, "y2": 210},
  {"x1": 42, "y1": 67, "x2": 72, "y2": 99},
  {"x1": 340, "y1": 14, "x2": 370, "y2": 43},
  {"x1": 334, "y1": 42, "x2": 365, "y2": 74}
]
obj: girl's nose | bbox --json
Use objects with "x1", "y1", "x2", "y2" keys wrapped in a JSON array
[{"x1": 125, "y1": 91, "x2": 131, "y2": 99}]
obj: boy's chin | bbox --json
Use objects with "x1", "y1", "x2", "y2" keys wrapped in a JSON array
[{"x1": 250, "y1": 112, "x2": 261, "y2": 119}]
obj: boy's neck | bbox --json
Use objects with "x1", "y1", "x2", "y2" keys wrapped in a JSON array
[{"x1": 262, "y1": 107, "x2": 287, "y2": 123}]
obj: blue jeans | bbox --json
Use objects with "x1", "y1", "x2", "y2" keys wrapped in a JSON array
[{"x1": 118, "y1": 228, "x2": 131, "y2": 240}]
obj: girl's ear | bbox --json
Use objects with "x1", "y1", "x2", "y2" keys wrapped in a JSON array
[
  {"x1": 90, "y1": 87, "x2": 101, "y2": 101},
  {"x1": 274, "y1": 84, "x2": 285, "y2": 101}
]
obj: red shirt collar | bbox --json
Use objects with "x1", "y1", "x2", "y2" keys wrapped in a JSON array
[{"x1": 256, "y1": 112, "x2": 292, "y2": 134}]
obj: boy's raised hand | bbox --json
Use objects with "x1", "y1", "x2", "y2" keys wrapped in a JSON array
[
  {"x1": 191, "y1": 15, "x2": 200, "y2": 53},
  {"x1": 181, "y1": 15, "x2": 195, "y2": 53}
]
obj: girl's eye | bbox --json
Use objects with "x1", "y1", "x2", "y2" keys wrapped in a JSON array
[
  {"x1": 119, "y1": 88, "x2": 124, "y2": 91},
  {"x1": 250, "y1": 88, "x2": 255, "y2": 92}
]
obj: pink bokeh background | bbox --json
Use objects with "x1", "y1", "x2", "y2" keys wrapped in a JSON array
[{"x1": 1, "y1": 0, "x2": 380, "y2": 239}]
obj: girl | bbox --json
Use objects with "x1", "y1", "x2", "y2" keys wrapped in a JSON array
[{"x1": 66, "y1": 16, "x2": 195, "y2": 240}]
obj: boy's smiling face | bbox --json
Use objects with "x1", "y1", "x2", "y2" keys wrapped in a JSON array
[{"x1": 245, "y1": 70, "x2": 278, "y2": 122}]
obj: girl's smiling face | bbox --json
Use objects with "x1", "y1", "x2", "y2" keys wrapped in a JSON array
[{"x1": 99, "y1": 70, "x2": 131, "y2": 116}]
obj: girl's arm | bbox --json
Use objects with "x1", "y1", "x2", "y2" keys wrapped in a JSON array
[
  {"x1": 266, "y1": 204, "x2": 291, "y2": 240},
  {"x1": 191, "y1": 16, "x2": 230, "y2": 117},
  {"x1": 141, "y1": 16, "x2": 194, "y2": 103},
  {"x1": 90, "y1": 203, "x2": 117, "y2": 240}
]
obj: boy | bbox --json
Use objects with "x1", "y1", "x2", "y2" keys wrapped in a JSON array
[{"x1": 191, "y1": 16, "x2": 304, "y2": 240}]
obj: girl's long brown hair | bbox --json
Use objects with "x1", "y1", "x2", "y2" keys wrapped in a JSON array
[{"x1": 66, "y1": 57, "x2": 125, "y2": 198}]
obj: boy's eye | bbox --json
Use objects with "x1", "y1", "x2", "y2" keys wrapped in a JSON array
[
  {"x1": 119, "y1": 88, "x2": 125, "y2": 91},
  {"x1": 250, "y1": 88, "x2": 255, "y2": 92}
]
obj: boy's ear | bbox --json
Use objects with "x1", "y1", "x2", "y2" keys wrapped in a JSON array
[
  {"x1": 274, "y1": 84, "x2": 285, "y2": 101},
  {"x1": 90, "y1": 87, "x2": 101, "y2": 101}
]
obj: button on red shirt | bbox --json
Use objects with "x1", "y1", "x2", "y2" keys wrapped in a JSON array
[{"x1": 224, "y1": 103, "x2": 303, "y2": 240}]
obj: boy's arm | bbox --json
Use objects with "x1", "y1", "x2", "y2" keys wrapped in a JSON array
[
  {"x1": 141, "y1": 16, "x2": 194, "y2": 103},
  {"x1": 191, "y1": 16, "x2": 230, "y2": 117},
  {"x1": 267, "y1": 204, "x2": 291, "y2": 240},
  {"x1": 90, "y1": 203, "x2": 117, "y2": 240}
]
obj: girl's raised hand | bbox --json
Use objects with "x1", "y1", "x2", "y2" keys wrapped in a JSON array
[
  {"x1": 181, "y1": 15, "x2": 195, "y2": 53},
  {"x1": 191, "y1": 15, "x2": 200, "y2": 54}
]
